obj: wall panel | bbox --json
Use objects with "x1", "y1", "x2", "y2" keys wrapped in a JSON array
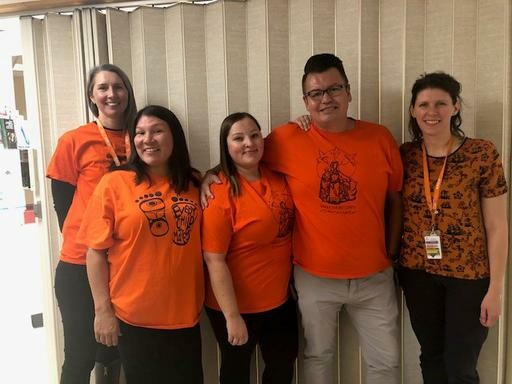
[
  {"x1": 129, "y1": 6, "x2": 168, "y2": 108},
  {"x1": 205, "y1": 1, "x2": 228, "y2": 166},
  {"x1": 106, "y1": 8, "x2": 132, "y2": 80},
  {"x1": 205, "y1": 0, "x2": 248, "y2": 166},
  {"x1": 453, "y1": 0, "x2": 477, "y2": 137},
  {"x1": 225, "y1": 1, "x2": 248, "y2": 114},
  {"x1": 424, "y1": 0, "x2": 453, "y2": 73},
  {"x1": 475, "y1": 0, "x2": 507, "y2": 147},
  {"x1": 246, "y1": 0, "x2": 290, "y2": 133},
  {"x1": 403, "y1": 0, "x2": 425, "y2": 139},
  {"x1": 180, "y1": 4, "x2": 210, "y2": 172},
  {"x1": 379, "y1": 0, "x2": 405, "y2": 141},
  {"x1": 43, "y1": 13, "x2": 83, "y2": 137},
  {"x1": 289, "y1": 0, "x2": 313, "y2": 119},
  {"x1": 165, "y1": 4, "x2": 210, "y2": 172},
  {"x1": 247, "y1": 0, "x2": 269, "y2": 131},
  {"x1": 80, "y1": 9, "x2": 96, "y2": 73},
  {"x1": 312, "y1": 0, "x2": 335, "y2": 53},
  {"x1": 359, "y1": 0, "x2": 379, "y2": 122},
  {"x1": 267, "y1": 0, "x2": 290, "y2": 128},
  {"x1": 88, "y1": 9, "x2": 108, "y2": 66},
  {"x1": 336, "y1": 0, "x2": 359, "y2": 118}
]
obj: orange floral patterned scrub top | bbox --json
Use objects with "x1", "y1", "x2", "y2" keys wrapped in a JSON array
[{"x1": 399, "y1": 138, "x2": 508, "y2": 279}]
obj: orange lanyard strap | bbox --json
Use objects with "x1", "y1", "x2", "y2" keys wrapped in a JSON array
[
  {"x1": 422, "y1": 137, "x2": 453, "y2": 227},
  {"x1": 96, "y1": 120, "x2": 130, "y2": 166}
]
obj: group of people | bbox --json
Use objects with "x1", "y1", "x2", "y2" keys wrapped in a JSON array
[{"x1": 47, "y1": 53, "x2": 508, "y2": 384}]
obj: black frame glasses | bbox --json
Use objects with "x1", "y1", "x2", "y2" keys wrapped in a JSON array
[{"x1": 304, "y1": 84, "x2": 349, "y2": 102}]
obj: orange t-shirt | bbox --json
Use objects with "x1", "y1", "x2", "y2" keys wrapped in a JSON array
[
  {"x1": 202, "y1": 166, "x2": 294, "y2": 313},
  {"x1": 77, "y1": 170, "x2": 204, "y2": 329},
  {"x1": 264, "y1": 120, "x2": 403, "y2": 278},
  {"x1": 46, "y1": 122, "x2": 127, "y2": 265}
]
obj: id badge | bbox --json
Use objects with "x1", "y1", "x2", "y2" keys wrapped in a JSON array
[{"x1": 423, "y1": 230, "x2": 442, "y2": 259}]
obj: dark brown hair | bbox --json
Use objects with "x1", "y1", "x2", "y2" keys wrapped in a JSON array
[{"x1": 409, "y1": 72, "x2": 464, "y2": 142}]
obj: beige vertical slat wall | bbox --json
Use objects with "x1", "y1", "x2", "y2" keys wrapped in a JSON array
[{"x1": 19, "y1": 0, "x2": 511, "y2": 383}]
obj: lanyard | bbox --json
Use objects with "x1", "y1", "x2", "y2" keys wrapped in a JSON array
[
  {"x1": 96, "y1": 119, "x2": 130, "y2": 167},
  {"x1": 422, "y1": 137, "x2": 453, "y2": 228}
]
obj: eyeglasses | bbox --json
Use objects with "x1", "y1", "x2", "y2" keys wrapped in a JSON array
[{"x1": 304, "y1": 84, "x2": 348, "y2": 102}]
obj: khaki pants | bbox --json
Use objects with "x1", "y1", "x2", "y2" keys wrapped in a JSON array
[{"x1": 294, "y1": 265, "x2": 400, "y2": 384}]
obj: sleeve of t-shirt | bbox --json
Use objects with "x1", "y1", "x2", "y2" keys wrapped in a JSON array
[
  {"x1": 479, "y1": 140, "x2": 508, "y2": 198},
  {"x1": 262, "y1": 123, "x2": 292, "y2": 174},
  {"x1": 76, "y1": 174, "x2": 116, "y2": 250},
  {"x1": 201, "y1": 183, "x2": 233, "y2": 254},
  {"x1": 383, "y1": 127, "x2": 403, "y2": 192},
  {"x1": 46, "y1": 131, "x2": 79, "y2": 186}
]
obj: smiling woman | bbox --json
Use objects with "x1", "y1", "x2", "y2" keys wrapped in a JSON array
[
  {"x1": 77, "y1": 105, "x2": 204, "y2": 383},
  {"x1": 46, "y1": 64, "x2": 136, "y2": 384},
  {"x1": 88, "y1": 71, "x2": 129, "y2": 131},
  {"x1": 226, "y1": 115, "x2": 264, "y2": 181},
  {"x1": 398, "y1": 72, "x2": 509, "y2": 384},
  {"x1": 134, "y1": 114, "x2": 174, "y2": 177},
  {"x1": 202, "y1": 112, "x2": 298, "y2": 383}
]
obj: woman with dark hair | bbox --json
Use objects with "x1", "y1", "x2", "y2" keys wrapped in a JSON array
[
  {"x1": 77, "y1": 105, "x2": 204, "y2": 383},
  {"x1": 202, "y1": 112, "x2": 298, "y2": 384},
  {"x1": 398, "y1": 72, "x2": 508, "y2": 383},
  {"x1": 46, "y1": 63, "x2": 136, "y2": 383}
]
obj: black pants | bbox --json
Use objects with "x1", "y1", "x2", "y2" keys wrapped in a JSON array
[
  {"x1": 206, "y1": 299, "x2": 298, "y2": 384},
  {"x1": 398, "y1": 268, "x2": 489, "y2": 384},
  {"x1": 117, "y1": 321, "x2": 203, "y2": 384},
  {"x1": 54, "y1": 261, "x2": 119, "y2": 384}
]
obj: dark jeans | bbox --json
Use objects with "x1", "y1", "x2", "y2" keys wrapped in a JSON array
[
  {"x1": 117, "y1": 321, "x2": 203, "y2": 384},
  {"x1": 398, "y1": 267, "x2": 489, "y2": 384},
  {"x1": 206, "y1": 299, "x2": 298, "y2": 384},
  {"x1": 54, "y1": 261, "x2": 119, "y2": 384}
]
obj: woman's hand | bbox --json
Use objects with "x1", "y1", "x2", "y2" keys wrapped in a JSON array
[
  {"x1": 200, "y1": 172, "x2": 222, "y2": 209},
  {"x1": 94, "y1": 308, "x2": 120, "y2": 346},
  {"x1": 226, "y1": 315, "x2": 249, "y2": 346},
  {"x1": 480, "y1": 289, "x2": 502, "y2": 327},
  {"x1": 291, "y1": 115, "x2": 312, "y2": 131}
]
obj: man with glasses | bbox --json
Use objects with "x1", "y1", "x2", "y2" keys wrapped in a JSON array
[{"x1": 263, "y1": 53, "x2": 402, "y2": 383}]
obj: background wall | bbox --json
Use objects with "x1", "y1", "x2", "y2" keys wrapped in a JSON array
[{"x1": 18, "y1": 0, "x2": 511, "y2": 383}]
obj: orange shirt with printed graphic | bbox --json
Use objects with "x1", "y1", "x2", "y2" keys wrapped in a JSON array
[
  {"x1": 264, "y1": 120, "x2": 403, "y2": 279},
  {"x1": 46, "y1": 122, "x2": 127, "y2": 265},
  {"x1": 77, "y1": 170, "x2": 204, "y2": 329},
  {"x1": 202, "y1": 166, "x2": 294, "y2": 313}
]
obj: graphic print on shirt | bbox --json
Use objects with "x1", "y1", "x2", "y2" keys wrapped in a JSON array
[
  {"x1": 268, "y1": 188, "x2": 294, "y2": 238},
  {"x1": 317, "y1": 147, "x2": 358, "y2": 205},
  {"x1": 171, "y1": 196, "x2": 199, "y2": 245},
  {"x1": 106, "y1": 152, "x2": 127, "y2": 165},
  {"x1": 135, "y1": 191, "x2": 169, "y2": 237}
]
